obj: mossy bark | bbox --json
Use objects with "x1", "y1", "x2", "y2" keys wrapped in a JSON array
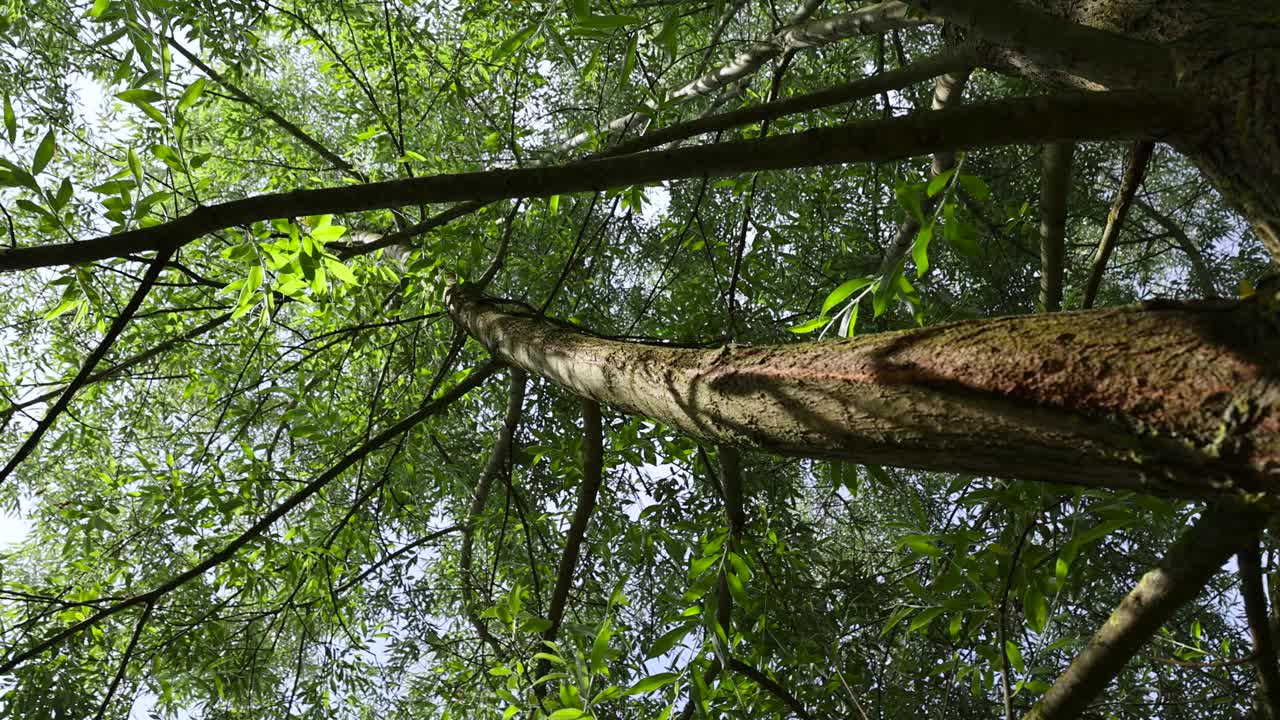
[{"x1": 447, "y1": 283, "x2": 1280, "y2": 499}]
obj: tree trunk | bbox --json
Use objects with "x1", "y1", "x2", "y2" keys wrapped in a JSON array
[{"x1": 446, "y1": 281, "x2": 1280, "y2": 498}]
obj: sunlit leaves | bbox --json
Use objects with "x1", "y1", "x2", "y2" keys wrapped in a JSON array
[{"x1": 32, "y1": 131, "x2": 56, "y2": 175}]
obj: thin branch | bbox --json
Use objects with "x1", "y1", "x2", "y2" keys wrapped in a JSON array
[
  {"x1": 555, "y1": 0, "x2": 929, "y2": 152},
  {"x1": 1025, "y1": 504, "x2": 1267, "y2": 720},
  {"x1": 90, "y1": 601, "x2": 153, "y2": 720},
  {"x1": 1240, "y1": 536, "x2": 1280, "y2": 718},
  {"x1": 541, "y1": 398, "x2": 605, "y2": 644},
  {"x1": 1082, "y1": 141, "x2": 1153, "y2": 308},
  {"x1": 0, "y1": 360, "x2": 499, "y2": 674},
  {"x1": 1038, "y1": 142, "x2": 1074, "y2": 313},
  {"x1": 1130, "y1": 193, "x2": 1218, "y2": 299},
  {"x1": 460, "y1": 368, "x2": 528, "y2": 655},
  {"x1": 728, "y1": 658, "x2": 816, "y2": 720},
  {"x1": 0, "y1": 248, "x2": 173, "y2": 487},
  {"x1": 0, "y1": 91, "x2": 1196, "y2": 273},
  {"x1": 335, "y1": 524, "x2": 463, "y2": 593},
  {"x1": 167, "y1": 38, "x2": 364, "y2": 181},
  {"x1": 716, "y1": 445, "x2": 745, "y2": 634},
  {"x1": 603, "y1": 46, "x2": 977, "y2": 158},
  {"x1": 877, "y1": 66, "x2": 972, "y2": 276},
  {"x1": 0, "y1": 310, "x2": 232, "y2": 427}
]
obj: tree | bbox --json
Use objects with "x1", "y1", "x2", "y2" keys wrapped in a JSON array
[{"x1": 0, "y1": 0, "x2": 1276, "y2": 718}]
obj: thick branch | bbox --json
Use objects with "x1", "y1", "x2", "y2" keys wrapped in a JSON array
[
  {"x1": 0, "y1": 91, "x2": 1197, "y2": 272},
  {"x1": 1024, "y1": 504, "x2": 1266, "y2": 720},
  {"x1": 1038, "y1": 142, "x2": 1074, "y2": 313},
  {"x1": 1082, "y1": 141, "x2": 1153, "y2": 309},
  {"x1": 460, "y1": 368, "x2": 528, "y2": 654},
  {"x1": 906, "y1": 0, "x2": 1176, "y2": 89},
  {"x1": 445, "y1": 280, "x2": 1280, "y2": 498},
  {"x1": 1240, "y1": 537, "x2": 1280, "y2": 718},
  {"x1": 0, "y1": 360, "x2": 499, "y2": 674},
  {"x1": 0, "y1": 249, "x2": 173, "y2": 487}
]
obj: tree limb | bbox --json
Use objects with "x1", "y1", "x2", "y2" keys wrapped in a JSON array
[
  {"x1": 1131, "y1": 193, "x2": 1219, "y2": 299},
  {"x1": 876, "y1": 65, "x2": 972, "y2": 276},
  {"x1": 542, "y1": 398, "x2": 605, "y2": 644},
  {"x1": 0, "y1": 360, "x2": 499, "y2": 674},
  {"x1": 1038, "y1": 142, "x2": 1074, "y2": 312},
  {"x1": 728, "y1": 657, "x2": 816, "y2": 720},
  {"x1": 1240, "y1": 536, "x2": 1280, "y2": 718},
  {"x1": 0, "y1": 91, "x2": 1197, "y2": 273},
  {"x1": 602, "y1": 46, "x2": 977, "y2": 158},
  {"x1": 444, "y1": 278, "x2": 1280, "y2": 498},
  {"x1": 1083, "y1": 141, "x2": 1154, "y2": 308},
  {"x1": 460, "y1": 368, "x2": 528, "y2": 655},
  {"x1": 1024, "y1": 503, "x2": 1267, "y2": 720},
  {"x1": 0, "y1": 248, "x2": 173, "y2": 487}
]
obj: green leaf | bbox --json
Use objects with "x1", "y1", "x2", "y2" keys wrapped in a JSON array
[
  {"x1": 912, "y1": 222, "x2": 935, "y2": 277},
  {"x1": 493, "y1": 24, "x2": 539, "y2": 62},
  {"x1": 821, "y1": 277, "x2": 873, "y2": 316},
  {"x1": 647, "y1": 623, "x2": 693, "y2": 658},
  {"x1": 618, "y1": 33, "x2": 637, "y2": 89},
  {"x1": 32, "y1": 130, "x2": 56, "y2": 175},
  {"x1": 323, "y1": 258, "x2": 359, "y2": 286},
  {"x1": 1005, "y1": 641, "x2": 1025, "y2": 674},
  {"x1": 133, "y1": 101, "x2": 169, "y2": 125},
  {"x1": 88, "y1": 0, "x2": 111, "y2": 17},
  {"x1": 591, "y1": 617, "x2": 612, "y2": 672},
  {"x1": 520, "y1": 616, "x2": 553, "y2": 633},
  {"x1": 899, "y1": 535, "x2": 942, "y2": 557},
  {"x1": 927, "y1": 168, "x2": 956, "y2": 197},
  {"x1": 3, "y1": 94, "x2": 15, "y2": 143},
  {"x1": 1055, "y1": 557, "x2": 1070, "y2": 588},
  {"x1": 52, "y1": 178, "x2": 73, "y2": 211},
  {"x1": 128, "y1": 148, "x2": 144, "y2": 187},
  {"x1": 117, "y1": 88, "x2": 165, "y2": 104},
  {"x1": 909, "y1": 607, "x2": 943, "y2": 632},
  {"x1": 958, "y1": 174, "x2": 991, "y2": 200},
  {"x1": 788, "y1": 316, "x2": 828, "y2": 334},
  {"x1": 625, "y1": 672, "x2": 678, "y2": 696},
  {"x1": 548, "y1": 710, "x2": 585, "y2": 720},
  {"x1": 1024, "y1": 586, "x2": 1048, "y2": 634},
  {"x1": 879, "y1": 606, "x2": 913, "y2": 639},
  {"x1": 177, "y1": 78, "x2": 207, "y2": 114},
  {"x1": 655, "y1": 11, "x2": 679, "y2": 60}
]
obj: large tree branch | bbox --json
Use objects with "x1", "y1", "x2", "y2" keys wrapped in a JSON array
[
  {"x1": 1024, "y1": 504, "x2": 1266, "y2": 720},
  {"x1": 1082, "y1": 141, "x2": 1154, "y2": 309},
  {"x1": 0, "y1": 248, "x2": 173, "y2": 487},
  {"x1": 1038, "y1": 142, "x2": 1074, "y2": 312},
  {"x1": 906, "y1": 0, "x2": 1176, "y2": 89},
  {"x1": 0, "y1": 360, "x2": 499, "y2": 674},
  {"x1": 0, "y1": 91, "x2": 1197, "y2": 273},
  {"x1": 444, "y1": 280, "x2": 1280, "y2": 499}
]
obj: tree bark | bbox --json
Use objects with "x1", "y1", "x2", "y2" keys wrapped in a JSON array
[{"x1": 445, "y1": 281, "x2": 1280, "y2": 499}]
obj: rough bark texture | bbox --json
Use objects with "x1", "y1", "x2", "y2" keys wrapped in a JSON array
[
  {"x1": 1024, "y1": 504, "x2": 1266, "y2": 720},
  {"x1": 446, "y1": 281, "x2": 1280, "y2": 499},
  {"x1": 1038, "y1": 142, "x2": 1074, "y2": 313},
  {"x1": 1083, "y1": 141, "x2": 1154, "y2": 308}
]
